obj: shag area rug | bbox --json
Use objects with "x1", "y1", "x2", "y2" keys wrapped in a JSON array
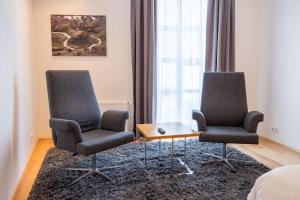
[{"x1": 28, "y1": 139, "x2": 269, "y2": 200}]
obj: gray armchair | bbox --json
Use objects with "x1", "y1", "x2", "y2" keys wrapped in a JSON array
[
  {"x1": 46, "y1": 70, "x2": 134, "y2": 184},
  {"x1": 193, "y1": 72, "x2": 264, "y2": 171}
]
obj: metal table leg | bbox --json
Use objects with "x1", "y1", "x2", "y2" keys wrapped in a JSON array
[
  {"x1": 171, "y1": 138, "x2": 174, "y2": 171},
  {"x1": 184, "y1": 137, "x2": 187, "y2": 163},
  {"x1": 158, "y1": 139, "x2": 162, "y2": 166},
  {"x1": 159, "y1": 139, "x2": 161, "y2": 160},
  {"x1": 144, "y1": 139, "x2": 147, "y2": 168}
]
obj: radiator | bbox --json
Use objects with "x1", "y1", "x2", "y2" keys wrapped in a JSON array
[{"x1": 98, "y1": 101, "x2": 134, "y2": 131}]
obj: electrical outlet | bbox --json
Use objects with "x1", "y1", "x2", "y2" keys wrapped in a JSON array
[
  {"x1": 272, "y1": 127, "x2": 279, "y2": 134},
  {"x1": 30, "y1": 133, "x2": 34, "y2": 144}
]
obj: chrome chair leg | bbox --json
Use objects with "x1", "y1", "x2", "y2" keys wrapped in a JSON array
[
  {"x1": 229, "y1": 158, "x2": 259, "y2": 165},
  {"x1": 224, "y1": 158, "x2": 236, "y2": 172},
  {"x1": 71, "y1": 171, "x2": 93, "y2": 184},
  {"x1": 202, "y1": 153, "x2": 223, "y2": 159},
  {"x1": 201, "y1": 159, "x2": 223, "y2": 165},
  {"x1": 226, "y1": 152, "x2": 234, "y2": 158},
  {"x1": 201, "y1": 143, "x2": 237, "y2": 172},
  {"x1": 94, "y1": 170, "x2": 112, "y2": 181},
  {"x1": 65, "y1": 168, "x2": 92, "y2": 171},
  {"x1": 66, "y1": 154, "x2": 112, "y2": 184}
]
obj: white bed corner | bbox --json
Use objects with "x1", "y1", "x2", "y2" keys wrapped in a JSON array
[{"x1": 248, "y1": 164, "x2": 300, "y2": 200}]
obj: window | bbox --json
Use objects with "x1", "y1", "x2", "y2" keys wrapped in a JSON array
[{"x1": 156, "y1": 0, "x2": 207, "y2": 127}]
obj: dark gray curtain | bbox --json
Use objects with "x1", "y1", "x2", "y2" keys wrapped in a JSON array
[
  {"x1": 205, "y1": 0, "x2": 235, "y2": 72},
  {"x1": 131, "y1": 0, "x2": 157, "y2": 135}
]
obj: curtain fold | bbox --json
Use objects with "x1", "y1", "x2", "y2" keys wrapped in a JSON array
[
  {"x1": 205, "y1": 0, "x2": 235, "y2": 72},
  {"x1": 131, "y1": 0, "x2": 157, "y2": 135}
]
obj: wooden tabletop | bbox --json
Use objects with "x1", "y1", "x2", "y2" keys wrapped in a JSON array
[{"x1": 136, "y1": 122, "x2": 199, "y2": 140}]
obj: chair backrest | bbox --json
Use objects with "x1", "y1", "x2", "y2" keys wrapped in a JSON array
[
  {"x1": 201, "y1": 72, "x2": 248, "y2": 127},
  {"x1": 46, "y1": 70, "x2": 101, "y2": 132}
]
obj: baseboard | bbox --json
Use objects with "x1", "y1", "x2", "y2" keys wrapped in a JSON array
[
  {"x1": 259, "y1": 135, "x2": 300, "y2": 154},
  {"x1": 12, "y1": 138, "x2": 38, "y2": 200},
  {"x1": 12, "y1": 139, "x2": 53, "y2": 200}
]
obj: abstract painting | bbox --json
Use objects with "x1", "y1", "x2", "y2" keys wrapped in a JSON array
[{"x1": 51, "y1": 15, "x2": 106, "y2": 56}]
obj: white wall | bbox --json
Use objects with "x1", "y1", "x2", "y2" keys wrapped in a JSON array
[
  {"x1": 235, "y1": 0, "x2": 262, "y2": 112},
  {"x1": 0, "y1": 0, "x2": 36, "y2": 199},
  {"x1": 32, "y1": 0, "x2": 133, "y2": 138},
  {"x1": 235, "y1": 0, "x2": 300, "y2": 151},
  {"x1": 259, "y1": 0, "x2": 300, "y2": 151},
  {"x1": 235, "y1": 0, "x2": 267, "y2": 137}
]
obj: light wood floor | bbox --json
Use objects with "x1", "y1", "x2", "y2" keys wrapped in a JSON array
[
  {"x1": 13, "y1": 137, "x2": 300, "y2": 200},
  {"x1": 13, "y1": 139, "x2": 54, "y2": 200}
]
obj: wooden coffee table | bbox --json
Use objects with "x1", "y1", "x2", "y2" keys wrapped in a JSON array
[{"x1": 136, "y1": 122, "x2": 199, "y2": 171}]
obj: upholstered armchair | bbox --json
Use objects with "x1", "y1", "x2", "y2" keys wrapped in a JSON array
[
  {"x1": 46, "y1": 70, "x2": 134, "y2": 184},
  {"x1": 193, "y1": 72, "x2": 264, "y2": 171}
]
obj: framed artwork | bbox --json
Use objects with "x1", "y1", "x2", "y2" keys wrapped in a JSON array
[{"x1": 51, "y1": 15, "x2": 107, "y2": 56}]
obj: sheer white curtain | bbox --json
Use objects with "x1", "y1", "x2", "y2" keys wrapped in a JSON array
[{"x1": 156, "y1": 0, "x2": 207, "y2": 127}]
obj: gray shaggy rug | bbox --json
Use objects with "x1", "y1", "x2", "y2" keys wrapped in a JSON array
[{"x1": 28, "y1": 139, "x2": 269, "y2": 200}]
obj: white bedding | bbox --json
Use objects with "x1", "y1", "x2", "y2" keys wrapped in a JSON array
[{"x1": 248, "y1": 164, "x2": 300, "y2": 200}]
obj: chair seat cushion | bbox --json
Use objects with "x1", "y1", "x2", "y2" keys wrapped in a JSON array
[
  {"x1": 76, "y1": 129, "x2": 134, "y2": 156},
  {"x1": 199, "y1": 126, "x2": 259, "y2": 144}
]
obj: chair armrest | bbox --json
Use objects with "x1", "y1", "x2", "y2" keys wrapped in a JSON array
[
  {"x1": 49, "y1": 118, "x2": 83, "y2": 152},
  {"x1": 101, "y1": 110, "x2": 129, "y2": 132},
  {"x1": 50, "y1": 118, "x2": 81, "y2": 132},
  {"x1": 243, "y1": 111, "x2": 264, "y2": 133},
  {"x1": 192, "y1": 110, "x2": 207, "y2": 131}
]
